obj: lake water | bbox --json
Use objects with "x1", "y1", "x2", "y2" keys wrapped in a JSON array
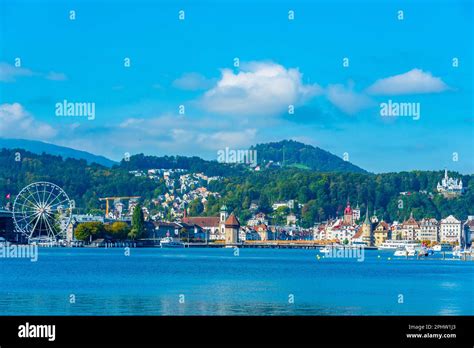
[{"x1": 0, "y1": 247, "x2": 472, "y2": 315}]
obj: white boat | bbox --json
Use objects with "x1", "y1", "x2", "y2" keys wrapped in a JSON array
[
  {"x1": 319, "y1": 244, "x2": 343, "y2": 254},
  {"x1": 319, "y1": 246, "x2": 332, "y2": 254},
  {"x1": 160, "y1": 236, "x2": 185, "y2": 248},
  {"x1": 453, "y1": 245, "x2": 463, "y2": 257},
  {"x1": 432, "y1": 243, "x2": 452, "y2": 252},
  {"x1": 379, "y1": 240, "x2": 420, "y2": 250},
  {"x1": 393, "y1": 245, "x2": 416, "y2": 257}
]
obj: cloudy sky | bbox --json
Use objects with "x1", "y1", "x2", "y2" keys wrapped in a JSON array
[{"x1": 0, "y1": 0, "x2": 472, "y2": 173}]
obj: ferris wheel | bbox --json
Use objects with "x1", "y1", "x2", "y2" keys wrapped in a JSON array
[{"x1": 12, "y1": 182, "x2": 73, "y2": 242}]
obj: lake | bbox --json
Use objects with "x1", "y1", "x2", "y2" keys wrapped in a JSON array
[{"x1": 0, "y1": 247, "x2": 472, "y2": 315}]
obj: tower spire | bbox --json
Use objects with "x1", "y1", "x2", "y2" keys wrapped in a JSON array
[{"x1": 364, "y1": 204, "x2": 370, "y2": 224}]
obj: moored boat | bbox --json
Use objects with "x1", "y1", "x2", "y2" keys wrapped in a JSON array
[{"x1": 160, "y1": 236, "x2": 185, "y2": 248}]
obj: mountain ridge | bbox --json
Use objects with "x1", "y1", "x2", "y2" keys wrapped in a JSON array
[
  {"x1": 0, "y1": 138, "x2": 117, "y2": 167},
  {"x1": 0, "y1": 138, "x2": 367, "y2": 174}
]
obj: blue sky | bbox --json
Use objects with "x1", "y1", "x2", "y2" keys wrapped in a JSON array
[{"x1": 0, "y1": 0, "x2": 472, "y2": 173}]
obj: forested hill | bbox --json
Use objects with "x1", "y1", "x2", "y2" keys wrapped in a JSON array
[
  {"x1": 0, "y1": 148, "x2": 472, "y2": 225},
  {"x1": 251, "y1": 140, "x2": 367, "y2": 173}
]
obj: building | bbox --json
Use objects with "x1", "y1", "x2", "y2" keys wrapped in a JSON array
[
  {"x1": 437, "y1": 169, "x2": 464, "y2": 198},
  {"x1": 343, "y1": 200, "x2": 353, "y2": 225},
  {"x1": 254, "y1": 224, "x2": 269, "y2": 241},
  {"x1": 462, "y1": 216, "x2": 474, "y2": 247},
  {"x1": 352, "y1": 204, "x2": 361, "y2": 222},
  {"x1": 440, "y1": 215, "x2": 462, "y2": 244},
  {"x1": 418, "y1": 218, "x2": 439, "y2": 242},
  {"x1": 360, "y1": 206, "x2": 374, "y2": 246},
  {"x1": 370, "y1": 210, "x2": 379, "y2": 224},
  {"x1": 390, "y1": 221, "x2": 403, "y2": 240},
  {"x1": 247, "y1": 212, "x2": 268, "y2": 227},
  {"x1": 373, "y1": 221, "x2": 390, "y2": 247},
  {"x1": 224, "y1": 213, "x2": 240, "y2": 245},
  {"x1": 182, "y1": 205, "x2": 227, "y2": 240},
  {"x1": 0, "y1": 209, "x2": 15, "y2": 242},
  {"x1": 286, "y1": 213, "x2": 297, "y2": 226},
  {"x1": 401, "y1": 213, "x2": 420, "y2": 240},
  {"x1": 67, "y1": 214, "x2": 105, "y2": 241}
]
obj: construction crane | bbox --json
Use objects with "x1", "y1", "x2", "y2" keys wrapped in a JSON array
[{"x1": 98, "y1": 196, "x2": 141, "y2": 216}]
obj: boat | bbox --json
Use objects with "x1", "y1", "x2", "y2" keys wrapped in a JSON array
[
  {"x1": 379, "y1": 240, "x2": 420, "y2": 250},
  {"x1": 452, "y1": 246, "x2": 461, "y2": 257},
  {"x1": 432, "y1": 243, "x2": 453, "y2": 252},
  {"x1": 159, "y1": 236, "x2": 185, "y2": 248},
  {"x1": 319, "y1": 244, "x2": 344, "y2": 254},
  {"x1": 319, "y1": 246, "x2": 332, "y2": 254},
  {"x1": 394, "y1": 247, "x2": 407, "y2": 256},
  {"x1": 393, "y1": 245, "x2": 416, "y2": 257},
  {"x1": 416, "y1": 246, "x2": 430, "y2": 257}
]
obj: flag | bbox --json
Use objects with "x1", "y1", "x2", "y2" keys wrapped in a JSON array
[{"x1": 5, "y1": 193, "x2": 10, "y2": 200}]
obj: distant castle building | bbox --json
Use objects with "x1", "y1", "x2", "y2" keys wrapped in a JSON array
[{"x1": 437, "y1": 169, "x2": 463, "y2": 198}]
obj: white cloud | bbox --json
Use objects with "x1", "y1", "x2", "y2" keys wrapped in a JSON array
[
  {"x1": 0, "y1": 103, "x2": 57, "y2": 139},
  {"x1": 326, "y1": 83, "x2": 374, "y2": 115},
  {"x1": 200, "y1": 61, "x2": 322, "y2": 116},
  {"x1": 366, "y1": 69, "x2": 449, "y2": 95},
  {"x1": 173, "y1": 72, "x2": 214, "y2": 91},
  {"x1": 0, "y1": 63, "x2": 34, "y2": 82},
  {"x1": 0, "y1": 62, "x2": 67, "y2": 82}
]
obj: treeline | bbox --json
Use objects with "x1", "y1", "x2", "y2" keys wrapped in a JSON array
[
  {"x1": 203, "y1": 169, "x2": 474, "y2": 227},
  {"x1": 0, "y1": 149, "x2": 163, "y2": 212},
  {"x1": 0, "y1": 148, "x2": 472, "y2": 228}
]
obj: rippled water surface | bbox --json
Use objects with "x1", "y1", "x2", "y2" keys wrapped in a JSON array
[{"x1": 0, "y1": 248, "x2": 472, "y2": 315}]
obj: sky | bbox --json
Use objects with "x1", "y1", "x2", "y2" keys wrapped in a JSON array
[{"x1": 0, "y1": 0, "x2": 473, "y2": 173}]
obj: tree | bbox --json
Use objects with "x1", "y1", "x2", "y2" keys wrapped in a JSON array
[
  {"x1": 129, "y1": 203, "x2": 145, "y2": 240},
  {"x1": 106, "y1": 221, "x2": 130, "y2": 240},
  {"x1": 188, "y1": 198, "x2": 204, "y2": 216},
  {"x1": 74, "y1": 222, "x2": 105, "y2": 241},
  {"x1": 179, "y1": 227, "x2": 188, "y2": 241}
]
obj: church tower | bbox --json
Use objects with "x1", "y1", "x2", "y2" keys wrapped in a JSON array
[
  {"x1": 343, "y1": 199, "x2": 353, "y2": 225},
  {"x1": 220, "y1": 205, "x2": 228, "y2": 223},
  {"x1": 361, "y1": 205, "x2": 374, "y2": 246},
  {"x1": 219, "y1": 205, "x2": 228, "y2": 237},
  {"x1": 225, "y1": 213, "x2": 240, "y2": 245}
]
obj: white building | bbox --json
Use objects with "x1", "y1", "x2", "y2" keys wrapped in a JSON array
[
  {"x1": 440, "y1": 215, "x2": 462, "y2": 244},
  {"x1": 418, "y1": 218, "x2": 439, "y2": 242},
  {"x1": 437, "y1": 169, "x2": 463, "y2": 197}
]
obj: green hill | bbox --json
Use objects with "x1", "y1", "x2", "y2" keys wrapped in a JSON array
[{"x1": 251, "y1": 140, "x2": 367, "y2": 173}]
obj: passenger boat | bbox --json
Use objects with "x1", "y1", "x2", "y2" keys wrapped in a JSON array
[{"x1": 379, "y1": 240, "x2": 420, "y2": 250}]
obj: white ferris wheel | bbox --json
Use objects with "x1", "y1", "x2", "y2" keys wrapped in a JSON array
[{"x1": 12, "y1": 182, "x2": 73, "y2": 242}]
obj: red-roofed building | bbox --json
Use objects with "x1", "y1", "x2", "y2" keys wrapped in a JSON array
[{"x1": 182, "y1": 205, "x2": 229, "y2": 240}]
